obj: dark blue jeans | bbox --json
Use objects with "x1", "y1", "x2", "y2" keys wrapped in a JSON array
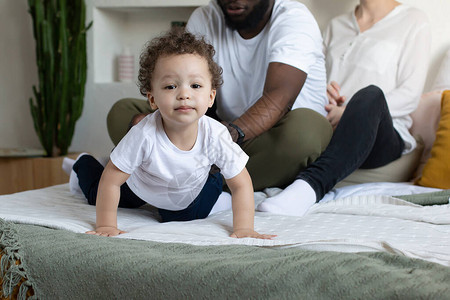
[
  {"x1": 297, "y1": 85, "x2": 405, "y2": 201},
  {"x1": 73, "y1": 155, "x2": 223, "y2": 222}
]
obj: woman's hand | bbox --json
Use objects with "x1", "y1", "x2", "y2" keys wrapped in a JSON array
[
  {"x1": 325, "y1": 104, "x2": 345, "y2": 130},
  {"x1": 230, "y1": 228, "x2": 277, "y2": 240},
  {"x1": 327, "y1": 81, "x2": 346, "y2": 106},
  {"x1": 86, "y1": 226, "x2": 127, "y2": 237}
]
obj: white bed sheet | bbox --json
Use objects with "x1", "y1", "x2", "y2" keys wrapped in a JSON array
[{"x1": 1, "y1": 182, "x2": 449, "y2": 266}]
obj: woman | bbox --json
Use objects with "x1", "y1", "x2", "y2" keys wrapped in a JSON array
[{"x1": 258, "y1": 0, "x2": 431, "y2": 215}]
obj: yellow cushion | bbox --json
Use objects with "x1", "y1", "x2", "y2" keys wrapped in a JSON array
[
  {"x1": 416, "y1": 90, "x2": 450, "y2": 189},
  {"x1": 410, "y1": 90, "x2": 442, "y2": 180}
]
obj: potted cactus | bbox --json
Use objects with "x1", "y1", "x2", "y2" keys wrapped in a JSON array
[{"x1": 28, "y1": 0, "x2": 92, "y2": 157}]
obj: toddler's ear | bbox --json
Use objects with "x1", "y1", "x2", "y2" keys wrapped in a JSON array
[
  {"x1": 147, "y1": 92, "x2": 158, "y2": 110},
  {"x1": 209, "y1": 89, "x2": 216, "y2": 108}
]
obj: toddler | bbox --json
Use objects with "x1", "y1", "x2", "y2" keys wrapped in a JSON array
[{"x1": 67, "y1": 30, "x2": 275, "y2": 240}]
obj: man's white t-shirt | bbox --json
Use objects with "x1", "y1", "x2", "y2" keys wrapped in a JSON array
[
  {"x1": 110, "y1": 111, "x2": 248, "y2": 211},
  {"x1": 186, "y1": 0, "x2": 328, "y2": 120},
  {"x1": 323, "y1": 5, "x2": 431, "y2": 153}
]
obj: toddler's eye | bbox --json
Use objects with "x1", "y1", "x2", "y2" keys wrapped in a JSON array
[
  {"x1": 191, "y1": 83, "x2": 201, "y2": 89},
  {"x1": 165, "y1": 85, "x2": 176, "y2": 90}
]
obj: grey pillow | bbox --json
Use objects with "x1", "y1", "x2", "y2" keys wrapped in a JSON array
[{"x1": 335, "y1": 137, "x2": 424, "y2": 188}]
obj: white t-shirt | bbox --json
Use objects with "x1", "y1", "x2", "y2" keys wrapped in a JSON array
[
  {"x1": 110, "y1": 111, "x2": 249, "y2": 211},
  {"x1": 323, "y1": 5, "x2": 431, "y2": 153},
  {"x1": 186, "y1": 0, "x2": 328, "y2": 120}
]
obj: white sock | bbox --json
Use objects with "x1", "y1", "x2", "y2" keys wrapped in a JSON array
[
  {"x1": 62, "y1": 152, "x2": 90, "y2": 175},
  {"x1": 69, "y1": 169, "x2": 84, "y2": 197},
  {"x1": 67, "y1": 153, "x2": 89, "y2": 197},
  {"x1": 257, "y1": 179, "x2": 316, "y2": 217},
  {"x1": 62, "y1": 157, "x2": 75, "y2": 175},
  {"x1": 208, "y1": 191, "x2": 232, "y2": 216}
]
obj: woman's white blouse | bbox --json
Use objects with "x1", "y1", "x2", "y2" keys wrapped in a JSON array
[{"x1": 323, "y1": 4, "x2": 431, "y2": 153}]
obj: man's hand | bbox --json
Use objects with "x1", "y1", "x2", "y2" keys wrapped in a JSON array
[
  {"x1": 327, "y1": 81, "x2": 346, "y2": 106},
  {"x1": 128, "y1": 113, "x2": 149, "y2": 130},
  {"x1": 230, "y1": 228, "x2": 277, "y2": 240},
  {"x1": 86, "y1": 226, "x2": 127, "y2": 237},
  {"x1": 325, "y1": 104, "x2": 345, "y2": 130}
]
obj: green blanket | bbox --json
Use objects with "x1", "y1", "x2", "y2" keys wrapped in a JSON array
[
  {"x1": 1, "y1": 219, "x2": 450, "y2": 300},
  {"x1": 2, "y1": 190, "x2": 450, "y2": 299},
  {"x1": 394, "y1": 189, "x2": 450, "y2": 205}
]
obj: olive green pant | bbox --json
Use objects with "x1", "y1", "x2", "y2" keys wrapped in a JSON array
[{"x1": 107, "y1": 98, "x2": 332, "y2": 191}]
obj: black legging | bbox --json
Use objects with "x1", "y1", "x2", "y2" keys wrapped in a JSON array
[
  {"x1": 298, "y1": 85, "x2": 405, "y2": 200},
  {"x1": 73, "y1": 155, "x2": 146, "y2": 208}
]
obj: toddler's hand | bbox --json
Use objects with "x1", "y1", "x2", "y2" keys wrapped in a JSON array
[
  {"x1": 230, "y1": 229, "x2": 276, "y2": 240},
  {"x1": 86, "y1": 226, "x2": 127, "y2": 237}
]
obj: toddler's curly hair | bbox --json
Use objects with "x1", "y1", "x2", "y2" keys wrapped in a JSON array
[{"x1": 138, "y1": 29, "x2": 223, "y2": 96}]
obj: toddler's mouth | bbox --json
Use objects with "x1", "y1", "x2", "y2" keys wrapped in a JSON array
[{"x1": 175, "y1": 106, "x2": 194, "y2": 111}]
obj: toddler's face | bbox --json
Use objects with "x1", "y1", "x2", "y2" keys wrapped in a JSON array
[{"x1": 147, "y1": 54, "x2": 216, "y2": 129}]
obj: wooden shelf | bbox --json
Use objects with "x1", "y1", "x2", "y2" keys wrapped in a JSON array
[
  {"x1": 0, "y1": 154, "x2": 79, "y2": 195},
  {"x1": 0, "y1": 147, "x2": 45, "y2": 157},
  {"x1": 92, "y1": 3, "x2": 201, "y2": 83}
]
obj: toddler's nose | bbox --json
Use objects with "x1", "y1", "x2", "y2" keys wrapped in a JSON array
[{"x1": 177, "y1": 85, "x2": 190, "y2": 100}]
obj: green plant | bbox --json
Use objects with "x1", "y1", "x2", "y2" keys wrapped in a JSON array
[{"x1": 28, "y1": 0, "x2": 92, "y2": 157}]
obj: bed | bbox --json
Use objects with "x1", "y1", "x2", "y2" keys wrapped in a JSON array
[
  {"x1": 2, "y1": 81, "x2": 450, "y2": 300},
  {"x1": 3, "y1": 10, "x2": 450, "y2": 300},
  {"x1": 1, "y1": 181, "x2": 450, "y2": 299},
  {"x1": 2, "y1": 62, "x2": 450, "y2": 300}
]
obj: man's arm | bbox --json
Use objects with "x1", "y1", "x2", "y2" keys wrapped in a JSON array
[{"x1": 231, "y1": 62, "x2": 307, "y2": 141}]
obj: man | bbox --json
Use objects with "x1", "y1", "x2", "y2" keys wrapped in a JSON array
[{"x1": 107, "y1": 0, "x2": 332, "y2": 191}]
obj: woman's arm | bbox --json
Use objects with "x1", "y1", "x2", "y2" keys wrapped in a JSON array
[
  {"x1": 86, "y1": 161, "x2": 130, "y2": 237},
  {"x1": 385, "y1": 21, "x2": 431, "y2": 118}
]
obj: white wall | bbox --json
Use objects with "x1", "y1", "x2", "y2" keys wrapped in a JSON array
[
  {"x1": 0, "y1": 0, "x2": 40, "y2": 150},
  {"x1": 1, "y1": 0, "x2": 449, "y2": 157}
]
